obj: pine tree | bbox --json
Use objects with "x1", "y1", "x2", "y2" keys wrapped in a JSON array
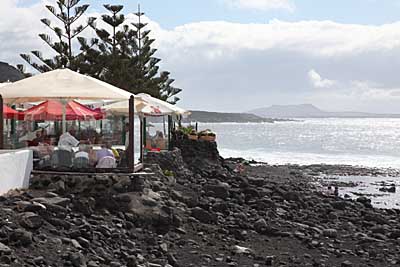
[
  {"x1": 79, "y1": 4, "x2": 182, "y2": 103},
  {"x1": 15, "y1": 65, "x2": 32, "y2": 78},
  {"x1": 78, "y1": 5, "x2": 134, "y2": 86},
  {"x1": 20, "y1": 0, "x2": 95, "y2": 72},
  {"x1": 130, "y1": 6, "x2": 182, "y2": 104}
]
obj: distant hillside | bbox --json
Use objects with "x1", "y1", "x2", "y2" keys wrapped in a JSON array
[
  {"x1": 0, "y1": 62, "x2": 23, "y2": 82},
  {"x1": 250, "y1": 104, "x2": 400, "y2": 118},
  {"x1": 183, "y1": 110, "x2": 274, "y2": 123}
]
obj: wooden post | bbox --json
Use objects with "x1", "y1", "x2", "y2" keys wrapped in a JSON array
[
  {"x1": 142, "y1": 117, "x2": 147, "y2": 162},
  {"x1": 121, "y1": 116, "x2": 126, "y2": 145},
  {"x1": 0, "y1": 95, "x2": 4, "y2": 149},
  {"x1": 140, "y1": 117, "x2": 143, "y2": 163},
  {"x1": 168, "y1": 115, "x2": 172, "y2": 151},
  {"x1": 128, "y1": 95, "x2": 135, "y2": 171},
  {"x1": 10, "y1": 104, "x2": 16, "y2": 136}
]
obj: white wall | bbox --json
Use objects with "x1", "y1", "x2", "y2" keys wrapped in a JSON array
[{"x1": 0, "y1": 149, "x2": 32, "y2": 195}]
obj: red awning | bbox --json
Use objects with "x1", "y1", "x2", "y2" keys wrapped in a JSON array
[
  {"x1": 3, "y1": 105, "x2": 19, "y2": 119},
  {"x1": 20, "y1": 100, "x2": 104, "y2": 121}
]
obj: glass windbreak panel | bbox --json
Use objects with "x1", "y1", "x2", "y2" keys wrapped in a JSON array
[
  {"x1": 144, "y1": 116, "x2": 169, "y2": 152},
  {"x1": 10, "y1": 101, "x2": 141, "y2": 172}
]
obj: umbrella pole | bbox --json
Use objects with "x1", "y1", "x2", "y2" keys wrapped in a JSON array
[
  {"x1": 163, "y1": 116, "x2": 166, "y2": 136},
  {"x1": 0, "y1": 95, "x2": 3, "y2": 149},
  {"x1": 121, "y1": 116, "x2": 126, "y2": 145},
  {"x1": 140, "y1": 118, "x2": 143, "y2": 163},
  {"x1": 11, "y1": 104, "x2": 16, "y2": 136},
  {"x1": 143, "y1": 117, "x2": 146, "y2": 149},
  {"x1": 168, "y1": 115, "x2": 172, "y2": 151},
  {"x1": 128, "y1": 96, "x2": 135, "y2": 171},
  {"x1": 62, "y1": 100, "x2": 67, "y2": 133}
]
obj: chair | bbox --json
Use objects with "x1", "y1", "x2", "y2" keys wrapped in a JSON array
[
  {"x1": 73, "y1": 157, "x2": 89, "y2": 169},
  {"x1": 32, "y1": 149, "x2": 41, "y2": 168},
  {"x1": 51, "y1": 150, "x2": 73, "y2": 169},
  {"x1": 96, "y1": 156, "x2": 117, "y2": 169}
]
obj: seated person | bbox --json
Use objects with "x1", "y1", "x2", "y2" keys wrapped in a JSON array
[
  {"x1": 74, "y1": 144, "x2": 90, "y2": 168},
  {"x1": 95, "y1": 142, "x2": 117, "y2": 168},
  {"x1": 75, "y1": 144, "x2": 89, "y2": 160},
  {"x1": 30, "y1": 130, "x2": 43, "y2": 146},
  {"x1": 153, "y1": 131, "x2": 166, "y2": 150},
  {"x1": 96, "y1": 142, "x2": 115, "y2": 162},
  {"x1": 40, "y1": 128, "x2": 50, "y2": 144},
  {"x1": 95, "y1": 135, "x2": 103, "y2": 145},
  {"x1": 106, "y1": 142, "x2": 120, "y2": 160},
  {"x1": 58, "y1": 127, "x2": 79, "y2": 152},
  {"x1": 37, "y1": 142, "x2": 53, "y2": 158}
]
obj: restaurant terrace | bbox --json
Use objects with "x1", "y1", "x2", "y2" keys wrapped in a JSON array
[{"x1": 0, "y1": 69, "x2": 189, "y2": 174}]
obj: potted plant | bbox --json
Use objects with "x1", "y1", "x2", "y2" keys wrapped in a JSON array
[
  {"x1": 188, "y1": 129, "x2": 198, "y2": 140},
  {"x1": 206, "y1": 131, "x2": 216, "y2": 142},
  {"x1": 198, "y1": 129, "x2": 216, "y2": 141},
  {"x1": 198, "y1": 130, "x2": 209, "y2": 141}
]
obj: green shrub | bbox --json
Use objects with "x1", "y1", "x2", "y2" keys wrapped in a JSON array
[
  {"x1": 163, "y1": 170, "x2": 174, "y2": 177},
  {"x1": 179, "y1": 126, "x2": 194, "y2": 135}
]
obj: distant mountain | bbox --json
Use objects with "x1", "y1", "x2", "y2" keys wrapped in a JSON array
[
  {"x1": 146, "y1": 110, "x2": 274, "y2": 123},
  {"x1": 183, "y1": 111, "x2": 274, "y2": 123},
  {"x1": 0, "y1": 62, "x2": 23, "y2": 83},
  {"x1": 250, "y1": 104, "x2": 400, "y2": 118}
]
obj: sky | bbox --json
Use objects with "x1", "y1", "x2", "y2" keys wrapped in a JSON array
[{"x1": 3, "y1": 0, "x2": 400, "y2": 113}]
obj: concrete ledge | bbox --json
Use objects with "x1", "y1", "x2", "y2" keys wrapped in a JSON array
[{"x1": 0, "y1": 149, "x2": 33, "y2": 195}]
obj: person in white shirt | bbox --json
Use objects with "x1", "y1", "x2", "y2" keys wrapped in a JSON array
[
  {"x1": 75, "y1": 144, "x2": 89, "y2": 160},
  {"x1": 58, "y1": 127, "x2": 79, "y2": 152}
]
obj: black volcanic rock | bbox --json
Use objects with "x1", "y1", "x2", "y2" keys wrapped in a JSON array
[
  {"x1": 0, "y1": 62, "x2": 24, "y2": 82},
  {"x1": 183, "y1": 110, "x2": 274, "y2": 123},
  {"x1": 0, "y1": 141, "x2": 399, "y2": 266}
]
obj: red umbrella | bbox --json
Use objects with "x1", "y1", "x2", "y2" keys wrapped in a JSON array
[
  {"x1": 20, "y1": 100, "x2": 104, "y2": 121},
  {"x1": 3, "y1": 105, "x2": 19, "y2": 119}
]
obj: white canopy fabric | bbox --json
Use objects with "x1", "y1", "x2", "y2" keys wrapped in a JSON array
[
  {"x1": 103, "y1": 93, "x2": 190, "y2": 117},
  {"x1": 0, "y1": 83, "x2": 11, "y2": 88},
  {"x1": 0, "y1": 69, "x2": 136, "y2": 104},
  {"x1": 102, "y1": 100, "x2": 145, "y2": 115},
  {"x1": 137, "y1": 93, "x2": 190, "y2": 117}
]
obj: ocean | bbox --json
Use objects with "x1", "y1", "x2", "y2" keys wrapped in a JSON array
[{"x1": 197, "y1": 118, "x2": 400, "y2": 169}]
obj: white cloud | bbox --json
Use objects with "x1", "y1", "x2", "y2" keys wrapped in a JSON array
[
  {"x1": 348, "y1": 80, "x2": 400, "y2": 100},
  {"x1": 0, "y1": 0, "x2": 48, "y2": 67},
  {"x1": 4, "y1": 1, "x2": 400, "y2": 112},
  {"x1": 308, "y1": 69, "x2": 337, "y2": 89},
  {"x1": 224, "y1": 0, "x2": 295, "y2": 12},
  {"x1": 306, "y1": 80, "x2": 400, "y2": 113},
  {"x1": 153, "y1": 19, "x2": 400, "y2": 58}
]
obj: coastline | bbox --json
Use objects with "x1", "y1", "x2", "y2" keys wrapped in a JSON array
[{"x1": 1, "y1": 145, "x2": 400, "y2": 266}]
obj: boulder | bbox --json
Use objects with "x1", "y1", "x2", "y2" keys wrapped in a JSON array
[
  {"x1": 254, "y1": 218, "x2": 268, "y2": 233},
  {"x1": 191, "y1": 207, "x2": 216, "y2": 224},
  {"x1": 9, "y1": 229, "x2": 32, "y2": 246},
  {"x1": 0, "y1": 242, "x2": 11, "y2": 255},
  {"x1": 203, "y1": 184, "x2": 229, "y2": 199},
  {"x1": 32, "y1": 197, "x2": 71, "y2": 207},
  {"x1": 323, "y1": 228, "x2": 338, "y2": 238},
  {"x1": 19, "y1": 212, "x2": 43, "y2": 230}
]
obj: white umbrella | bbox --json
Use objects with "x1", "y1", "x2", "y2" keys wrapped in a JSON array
[
  {"x1": 0, "y1": 69, "x2": 135, "y2": 103},
  {"x1": 0, "y1": 69, "x2": 141, "y2": 133},
  {"x1": 137, "y1": 93, "x2": 190, "y2": 117},
  {"x1": 103, "y1": 93, "x2": 190, "y2": 117},
  {"x1": 0, "y1": 83, "x2": 11, "y2": 88},
  {"x1": 102, "y1": 99, "x2": 147, "y2": 116}
]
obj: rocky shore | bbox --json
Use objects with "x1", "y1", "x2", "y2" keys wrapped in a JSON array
[{"x1": 0, "y1": 140, "x2": 400, "y2": 266}]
